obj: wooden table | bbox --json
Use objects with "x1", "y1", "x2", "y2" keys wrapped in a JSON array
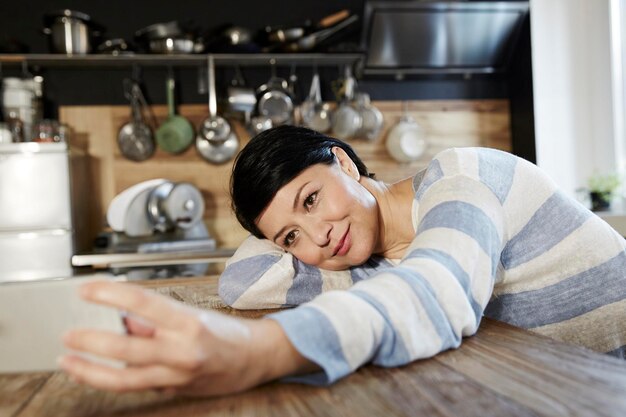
[{"x1": 2, "y1": 276, "x2": 626, "y2": 417}]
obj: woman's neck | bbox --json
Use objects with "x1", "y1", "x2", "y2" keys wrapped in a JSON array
[{"x1": 361, "y1": 176, "x2": 416, "y2": 259}]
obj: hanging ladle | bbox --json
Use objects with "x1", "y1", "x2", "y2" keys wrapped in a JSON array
[
  {"x1": 198, "y1": 55, "x2": 231, "y2": 142},
  {"x1": 196, "y1": 55, "x2": 239, "y2": 164}
]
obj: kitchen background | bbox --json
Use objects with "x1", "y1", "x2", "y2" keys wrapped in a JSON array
[{"x1": 5, "y1": 0, "x2": 621, "y2": 281}]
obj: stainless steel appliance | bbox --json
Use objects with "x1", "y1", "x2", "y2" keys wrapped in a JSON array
[
  {"x1": 361, "y1": 1, "x2": 529, "y2": 76},
  {"x1": 0, "y1": 142, "x2": 75, "y2": 281},
  {"x1": 72, "y1": 179, "x2": 227, "y2": 280}
]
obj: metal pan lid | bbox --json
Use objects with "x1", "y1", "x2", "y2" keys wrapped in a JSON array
[{"x1": 44, "y1": 9, "x2": 92, "y2": 25}]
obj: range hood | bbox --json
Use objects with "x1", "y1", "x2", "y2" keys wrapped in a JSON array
[{"x1": 361, "y1": 1, "x2": 530, "y2": 76}]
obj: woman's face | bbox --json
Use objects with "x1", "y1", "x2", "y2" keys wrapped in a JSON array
[{"x1": 256, "y1": 148, "x2": 380, "y2": 270}]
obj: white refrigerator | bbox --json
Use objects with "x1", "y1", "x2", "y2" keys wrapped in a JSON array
[{"x1": 0, "y1": 142, "x2": 74, "y2": 281}]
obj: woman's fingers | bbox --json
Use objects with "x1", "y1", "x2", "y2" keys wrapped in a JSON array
[
  {"x1": 63, "y1": 328, "x2": 212, "y2": 371},
  {"x1": 79, "y1": 281, "x2": 192, "y2": 331},
  {"x1": 124, "y1": 314, "x2": 156, "y2": 337},
  {"x1": 58, "y1": 354, "x2": 190, "y2": 392}
]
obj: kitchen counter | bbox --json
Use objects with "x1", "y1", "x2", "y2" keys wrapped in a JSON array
[
  {"x1": 2, "y1": 276, "x2": 626, "y2": 417},
  {"x1": 596, "y1": 198, "x2": 626, "y2": 236}
]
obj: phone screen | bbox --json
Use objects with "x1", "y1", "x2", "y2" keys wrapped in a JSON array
[{"x1": 0, "y1": 275, "x2": 126, "y2": 373}]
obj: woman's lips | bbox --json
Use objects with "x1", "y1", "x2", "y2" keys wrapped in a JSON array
[{"x1": 334, "y1": 226, "x2": 351, "y2": 257}]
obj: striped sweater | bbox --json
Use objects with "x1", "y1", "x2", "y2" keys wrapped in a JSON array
[{"x1": 219, "y1": 147, "x2": 626, "y2": 384}]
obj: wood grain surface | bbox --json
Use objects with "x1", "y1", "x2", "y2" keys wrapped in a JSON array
[
  {"x1": 4, "y1": 277, "x2": 626, "y2": 417},
  {"x1": 59, "y1": 100, "x2": 511, "y2": 251}
]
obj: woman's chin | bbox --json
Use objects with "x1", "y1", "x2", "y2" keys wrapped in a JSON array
[{"x1": 323, "y1": 250, "x2": 374, "y2": 271}]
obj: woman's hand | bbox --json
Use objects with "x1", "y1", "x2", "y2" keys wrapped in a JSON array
[{"x1": 58, "y1": 280, "x2": 308, "y2": 396}]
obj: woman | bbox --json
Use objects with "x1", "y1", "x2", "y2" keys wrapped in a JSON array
[{"x1": 60, "y1": 126, "x2": 626, "y2": 396}]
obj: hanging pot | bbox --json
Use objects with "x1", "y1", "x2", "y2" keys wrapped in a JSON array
[
  {"x1": 117, "y1": 79, "x2": 155, "y2": 162},
  {"x1": 301, "y1": 72, "x2": 332, "y2": 133},
  {"x1": 331, "y1": 67, "x2": 361, "y2": 140},
  {"x1": 256, "y1": 73, "x2": 294, "y2": 126},
  {"x1": 155, "y1": 74, "x2": 194, "y2": 154},
  {"x1": 354, "y1": 92, "x2": 384, "y2": 141},
  {"x1": 386, "y1": 102, "x2": 427, "y2": 163}
]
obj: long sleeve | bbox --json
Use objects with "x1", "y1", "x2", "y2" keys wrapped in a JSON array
[
  {"x1": 218, "y1": 235, "x2": 395, "y2": 309},
  {"x1": 268, "y1": 149, "x2": 506, "y2": 384}
]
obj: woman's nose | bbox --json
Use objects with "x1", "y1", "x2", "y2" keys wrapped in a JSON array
[{"x1": 305, "y1": 219, "x2": 332, "y2": 247}]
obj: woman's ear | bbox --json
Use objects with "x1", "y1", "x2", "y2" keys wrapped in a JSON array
[{"x1": 332, "y1": 147, "x2": 360, "y2": 180}]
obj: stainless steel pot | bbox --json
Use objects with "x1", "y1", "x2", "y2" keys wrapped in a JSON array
[
  {"x1": 227, "y1": 66, "x2": 256, "y2": 114},
  {"x1": 135, "y1": 21, "x2": 203, "y2": 54},
  {"x1": 301, "y1": 72, "x2": 332, "y2": 133},
  {"x1": 43, "y1": 10, "x2": 102, "y2": 55},
  {"x1": 331, "y1": 67, "x2": 361, "y2": 140}
]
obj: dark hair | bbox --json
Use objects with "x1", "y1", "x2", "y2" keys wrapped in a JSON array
[{"x1": 230, "y1": 125, "x2": 372, "y2": 238}]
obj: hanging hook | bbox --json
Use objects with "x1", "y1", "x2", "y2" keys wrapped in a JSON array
[
  {"x1": 269, "y1": 58, "x2": 277, "y2": 78},
  {"x1": 21, "y1": 60, "x2": 32, "y2": 78},
  {"x1": 132, "y1": 64, "x2": 142, "y2": 82}
]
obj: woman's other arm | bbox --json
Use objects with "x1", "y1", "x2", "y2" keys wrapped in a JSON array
[{"x1": 219, "y1": 235, "x2": 392, "y2": 309}]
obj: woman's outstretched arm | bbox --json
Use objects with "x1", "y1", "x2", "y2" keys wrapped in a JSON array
[{"x1": 60, "y1": 280, "x2": 318, "y2": 396}]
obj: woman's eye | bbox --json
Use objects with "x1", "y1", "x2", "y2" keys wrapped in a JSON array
[
  {"x1": 304, "y1": 192, "x2": 318, "y2": 209},
  {"x1": 283, "y1": 230, "x2": 298, "y2": 247}
]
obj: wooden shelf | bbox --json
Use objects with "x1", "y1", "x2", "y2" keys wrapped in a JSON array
[{"x1": 0, "y1": 53, "x2": 363, "y2": 68}]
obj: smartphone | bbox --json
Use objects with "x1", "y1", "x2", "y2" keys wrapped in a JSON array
[{"x1": 0, "y1": 275, "x2": 126, "y2": 374}]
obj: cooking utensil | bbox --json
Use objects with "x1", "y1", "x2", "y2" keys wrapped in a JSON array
[
  {"x1": 245, "y1": 113, "x2": 274, "y2": 136},
  {"x1": 155, "y1": 73, "x2": 194, "y2": 154},
  {"x1": 256, "y1": 63, "x2": 294, "y2": 126},
  {"x1": 283, "y1": 14, "x2": 359, "y2": 52},
  {"x1": 135, "y1": 21, "x2": 182, "y2": 40},
  {"x1": 97, "y1": 38, "x2": 133, "y2": 55},
  {"x1": 196, "y1": 56, "x2": 239, "y2": 164},
  {"x1": 354, "y1": 92, "x2": 384, "y2": 141},
  {"x1": 331, "y1": 66, "x2": 361, "y2": 140},
  {"x1": 227, "y1": 65, "x2": 256, "y2": 114},
  {"x1": 317, "y1": 9, "x2": 351, "y2": 29},
  {"x1": 222, "y1": 26, "x2": 254, "y2": 45},
  {"x1": 135, "y1": 21, "x2": 203, "y2": 54},
  {"x1": 263, "y1": 10, "x2": 349, "y2": 49},
  {"x1": 301, "y1": 71, "x2": 332, "y2": 133},
  {"x1": 196, "y1": 132, "x2": 239, "y2": 164},
  {"x1": 199, "y1": 56, "x2": 231, "y2": 142},
  {"x1": 288, "y1": 63, "x2": 299, "y2": 100},
  {"x1": 42, "y1": 9, "x2": 104, "y2": 55},
  {"x1": 386, "y1": 101, "x2": 427, "y2": 162},
  {"x1": 265, "y1": 25, "x2": 306, "y2": 44},
  {"x1": 148, "y1": 36, "x2": 196, "y2": 54},
  {"x1": 118, "y1": 79, "x2": 155, "y2": 162}
]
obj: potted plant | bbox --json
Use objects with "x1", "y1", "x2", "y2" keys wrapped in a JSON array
[{"x1": 587, "y1": 172, "x2": 622, "y2": 211}]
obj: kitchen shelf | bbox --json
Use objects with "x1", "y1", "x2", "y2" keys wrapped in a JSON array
[
  {"x1": 72, "y1": 248, "x2": 236, "y2": 268},
  {"x1": 0, "y1": 53, "x2": 363, "y2": 68}
]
